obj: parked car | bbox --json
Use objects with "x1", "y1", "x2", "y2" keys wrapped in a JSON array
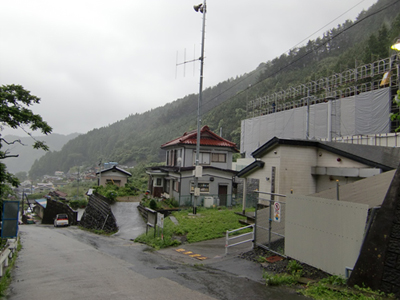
[{"x1": 54, "y1": 214, "x2": 69, "y2": 227}]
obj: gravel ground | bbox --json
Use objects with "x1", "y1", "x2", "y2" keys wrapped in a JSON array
[{"x1": 238, "y1": 247, "x2": 330, "y2": 281}]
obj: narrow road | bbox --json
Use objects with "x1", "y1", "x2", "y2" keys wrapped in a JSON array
[
  {"x1": 6, "y1": 225, "x2": 306, "y2": 300},
  {"x1": 111, "y1": 202, "x2": 146, "y2": 240}
]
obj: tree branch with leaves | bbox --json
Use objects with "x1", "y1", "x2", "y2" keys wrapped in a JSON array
[{"x1": 0, "y1": 84, "x2": 52, "y2": 198}]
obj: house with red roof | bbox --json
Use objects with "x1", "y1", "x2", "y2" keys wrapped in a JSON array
[{"x1": 146, "y1": 126, "x2": 239, "y2": 207}]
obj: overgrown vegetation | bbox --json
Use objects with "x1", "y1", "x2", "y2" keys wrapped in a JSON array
[
  {"x1": 263, "y1": 259, "x2": 304, "y2": 286},
  {"x1": 300, "y1": 276, "x2": 395, "y2": 299},
  {"x1": 262, "y1": 262, "x2": 394, "y2": 299},
  {"x1": 141, "y1": 195, "x2": 179, "y2": 210},
  {"x1": 134, "y1": 206, "x2": 253, "y2": 250},
  {"x1": 0, "y1": 238, "x2": 22, "y2": 297},
  {"x1": 69, "y1": 199, "x2": 88, "y2": 210},
  {"x1": 57, "y1": 180, "x2": 95, "y2": 200}
]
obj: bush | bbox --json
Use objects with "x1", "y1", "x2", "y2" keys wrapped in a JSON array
[
  {"x1": 149, "y1": 199, "x2": 157, "y2": 210},
  {"x1": 105, "y1": 190, "x2": 118, "y2": 203},
  {"x1": 69, "y1": 199, "x2": 88, "y2": 210},
  {"x1": 163, "y1": 197, "x2": 179, "y2": 208},
  {"x1": 287, "y1": 260, "x2": 303, "y2": 277}
]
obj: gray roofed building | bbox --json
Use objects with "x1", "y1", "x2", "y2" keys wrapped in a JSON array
[
  {"x1": 309, "y1": 169, "x2": 396, "y2": 208},
  {"x1": 237, "y1": 137, "x2": 400, "y2": 209}
]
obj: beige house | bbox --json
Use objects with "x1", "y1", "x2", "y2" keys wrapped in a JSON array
[
  {"x1": 96, "y1": 166, "x2": 132, "y2": 187},
  {"x1": 238, "y1": 137, "x2": 400, "y2": 205}
]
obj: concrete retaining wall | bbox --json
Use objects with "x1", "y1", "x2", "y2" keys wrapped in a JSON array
[{"x1": 80, "y1": 193, "x2": 118, "y2": 233}]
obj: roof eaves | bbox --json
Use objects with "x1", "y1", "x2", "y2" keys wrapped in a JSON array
[
  {"x1": 237, "y1": 160, "x2": 265, "y2": 178},
  {"x1": 252, "y1": 137, "x2": 319, "y2": 158},
  {"x1": 317, "y1": 143, "x2": 395, "y2": 171},
  {"x1": 96, "y1": 166, "x2": 132, "y2": 176}
]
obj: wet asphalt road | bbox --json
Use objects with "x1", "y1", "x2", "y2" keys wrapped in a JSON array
[{"x1": 7, "y1": 208, "x2": 306, "y2": 299}]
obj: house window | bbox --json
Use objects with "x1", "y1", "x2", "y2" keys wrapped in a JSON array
[
  {"x1": 194, "y1": 152, "x2": 210, "y2": 165},
  {"x1": 106, "y1": 179, "x2": 121, "y2": 186},
  {"x1": 156, "y1": 178, "x2": 162, "y2": 186},
  {"x1": 212, "y1": 153, "x2": 226, "y2": 163},
  {"x1": 174, "y1": 181, "x2": 179, "y2": 192},
  {"x1": 190, "y1": 182, "x2": 210, "y2": 193}
]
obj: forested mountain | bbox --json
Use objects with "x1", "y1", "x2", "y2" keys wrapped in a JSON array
[
  {"x1": 29, "y1": 0, "x2": 400, "y2": 179},
  {"x1": 4, "y1": 133, "x2": 80, "y2": 174}
]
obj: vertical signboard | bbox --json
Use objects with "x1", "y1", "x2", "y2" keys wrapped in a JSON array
[
  {"x1": 157, "y1": 212, "x2": 164, "y2": 228},
  {"x1": 157, "y1": 212, "x2": 164, "y2": 240},
  {"x1": 273, "y1": 201, "x2": 281, "y2": 223},
  {"x1": 1, "y1": 201, "x2": 20, "y2": 238}
]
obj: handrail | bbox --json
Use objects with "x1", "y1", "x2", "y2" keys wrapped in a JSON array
[
  {"x1": 0, "y1": 238, "x2": 17, "y2": 276},
  {"x1": 225, "y1": 224, "x2": 254, "y2": 255}
]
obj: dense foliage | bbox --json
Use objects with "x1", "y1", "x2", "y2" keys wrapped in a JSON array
[{"x1": 29, "y1": 0, "x2": 400, "y2": 179}]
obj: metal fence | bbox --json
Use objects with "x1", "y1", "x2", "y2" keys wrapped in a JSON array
[
  {"x1": 225, "y1": 224, "x2": 254, "y2": 255},
  {"x1": 177, "y1": 194, "x2": 238, "y2": 208},
  {"x1": 254, "y1": 192, "x2": 286, "y2": 256}
]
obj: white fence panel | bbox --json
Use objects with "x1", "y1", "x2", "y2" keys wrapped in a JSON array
[{"x1": 285, "y1": 195, "x2": 368, "y2": 276}]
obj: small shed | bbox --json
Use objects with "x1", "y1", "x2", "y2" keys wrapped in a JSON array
[
  {"x1": 96, "y1": 166, "x2": 132, "y2": 187},
  {"x1": 34, "y1": 198, "x2": 48, "y2": 219}
]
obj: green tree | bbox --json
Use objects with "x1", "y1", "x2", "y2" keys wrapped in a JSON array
[{"x1": 0, "y1": 84, "x2": 52, "y2": 198}]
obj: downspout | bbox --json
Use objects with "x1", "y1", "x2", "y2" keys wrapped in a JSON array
[
  {"x1": 179, "y1": 172, "x2": 182, "y2": 206},
  {"x1": 242, "y1": 177, "x2": 247, "y2": 214}
]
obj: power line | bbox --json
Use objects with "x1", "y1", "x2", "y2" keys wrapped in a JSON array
[
  {"x1": 197, "y1": 0, "x2": 399, "y2": 119},
  {"x1": 173, "y1": 0, "x2": 399, "y2": 135}
]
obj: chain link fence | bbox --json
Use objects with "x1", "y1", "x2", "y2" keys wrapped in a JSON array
[
  {"x1": 177, "y1": 194, "x2": 237, "y2": 208},
  {"x1": 254, "y1": 192, "x2": 286, "y2": 256}
]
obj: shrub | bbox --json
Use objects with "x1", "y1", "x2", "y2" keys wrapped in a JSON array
[
  {"x1": 163, "y1": 197, "x2": 179, "y2": 208},
  {"x1": 287, "y1": 260, "x2": 303, "y2": 277},
  {"x1": 69, "y1": 199, "x2": 88, "y2": 210},
  {"x1": 149, "y1": 199, "x2": 157, "y2": 210},
  {"x1": 105, "y1": 190, "x2": 118, "y2": 203}
]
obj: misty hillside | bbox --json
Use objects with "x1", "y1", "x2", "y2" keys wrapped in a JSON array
[
  {"x1": 3, "y1": 133, "x2": 80, "y2": 174},
  {"x1": 28, "y1": 0, "x2": 400, "y2": 179}
]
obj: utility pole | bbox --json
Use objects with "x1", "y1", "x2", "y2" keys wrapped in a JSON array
[{"x1": 193, "y1": 0, "x2": 206, "y2": 215}]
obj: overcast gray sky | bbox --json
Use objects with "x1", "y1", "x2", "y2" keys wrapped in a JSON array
[{"x1": 0, "y1": 0, "x2": 377, "y2": 136}]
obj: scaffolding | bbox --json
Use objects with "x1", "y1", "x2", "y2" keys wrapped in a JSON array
[{"x1": 246, "y1": 54, "x2": 399, "y2": 119}]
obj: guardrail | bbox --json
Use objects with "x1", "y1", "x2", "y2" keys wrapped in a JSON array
[
  {"x1": 0, "y1": 238, "x2": 18, "y2": 276},
  {"x1": 225, "y1": 224, "x2": 254, "y2": 255}
]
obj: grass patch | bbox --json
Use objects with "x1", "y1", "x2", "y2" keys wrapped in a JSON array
[
  {"x1": 300, "y1": 276, "x2": 395, "y2": 299},
  {"x1": 263, "y1": 272, "x2": 300, "y2": 286},
  {"x1": 135, "y1": 206, "x2": 254, "y2": 249}
]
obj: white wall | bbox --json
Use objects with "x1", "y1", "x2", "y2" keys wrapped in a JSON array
[
  {"x1": 241, "y1": 88, "x2": 391, "y2": 157},
  {"x1": 242, "y1": 144, "x2": 374, "y2": 196},
  {"x1": 285, "y1": 195, "x2": 368, "y2": 276}
]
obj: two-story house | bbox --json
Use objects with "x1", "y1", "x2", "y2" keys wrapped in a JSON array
[{"x1": 146, "y1": 126, "x2": 239, "y2": 207}]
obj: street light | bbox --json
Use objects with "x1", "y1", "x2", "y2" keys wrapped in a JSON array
[
  {"x1": 391, "y1": 37, "x2": 400, "y2": 51},
  {"x1": 193, "y1": 0, "x2": 206, "y2": 215},
  {"x1": 391, "y1": 36, "x2": 400, "y2": 90}
]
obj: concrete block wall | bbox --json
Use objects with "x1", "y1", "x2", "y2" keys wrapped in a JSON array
[
  {"x1": 80, "y1": 193, "x2": 118, "y2": 233},
  {"x1": 348, "y1": 167, "x2": 400, "y2": 297}
]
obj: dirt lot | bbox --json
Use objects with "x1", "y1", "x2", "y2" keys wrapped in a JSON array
[{"x1": 239, "y1": 247, "x2": 330, "y2": 281}]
